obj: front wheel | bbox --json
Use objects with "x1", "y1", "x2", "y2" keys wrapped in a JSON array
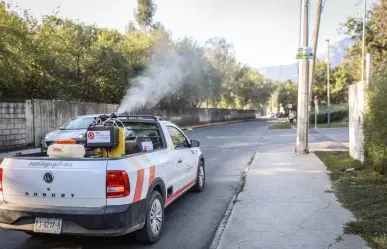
[
  {"x1": 192, "y1": 160, "x2": 205, "y2": 192},
  {"x1": 136, "y1": 191, "x2": 164, "y2": 244}
]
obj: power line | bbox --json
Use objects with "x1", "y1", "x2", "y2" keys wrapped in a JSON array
[
  {"x1": 355, "y1": 0, "x2": 363, "y2": 6},
  {"x1": 297, "y1": 0, "x2": 302, "y2": 84},
  {"x1": 298, "y1": 0, "x2": 302, "y2": 47},
  {"x1": 322, "y1": 0, "x2": 328, "y2": 11}
]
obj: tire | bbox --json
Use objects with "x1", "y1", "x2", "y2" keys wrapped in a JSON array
[
  {"x1": 192, "y1": 160, "x2": 205, "y2": 192},
  {"x1": 136, "y1": 191, "x2": 164, "y2": 244}
]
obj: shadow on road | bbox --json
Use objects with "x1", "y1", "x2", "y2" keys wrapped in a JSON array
[{"x1": 13, "y1": 196, "x2": 191, "y2": 249}]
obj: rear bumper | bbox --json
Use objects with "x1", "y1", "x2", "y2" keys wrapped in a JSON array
[{"x1": 0, "y1": 200, "x2": 147, "y2": 236}]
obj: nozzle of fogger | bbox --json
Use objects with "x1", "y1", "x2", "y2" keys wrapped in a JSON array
[{"x1": 110, "y1": 112, "x2": 118, "y2": 118}]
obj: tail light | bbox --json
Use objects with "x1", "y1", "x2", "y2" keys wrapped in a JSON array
[
  {"x1": 106, "y1": 170, "x2": 130, "y2": 198},
  {"x1": 0, "y1": 168, "x2": 3, "y2": 193}
]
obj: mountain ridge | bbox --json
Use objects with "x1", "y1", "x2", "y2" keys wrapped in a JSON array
[{"x1": 256, "y1": 38, "x2": 355, "y2": 82}]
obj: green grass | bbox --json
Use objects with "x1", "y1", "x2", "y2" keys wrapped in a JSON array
[
  {"x1": 310, "y1": 120, "x2": 349, "y2": 128},
  {"x1": 315, "y1": 151, "x2": 387, "y2": 249},
  {"x1": 236, "y1": 152, "x2": 256, "y2": 197},
  {"x1": 268, "y1": 120, "x2": 348, "y2": 130},
  {"x1": 268, "y1": 122, "x2": 292, "y2": 129}
]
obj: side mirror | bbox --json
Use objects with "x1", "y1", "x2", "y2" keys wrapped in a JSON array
[{"x1": 190, "y1": 140, "x2": 200, "y2": 147}]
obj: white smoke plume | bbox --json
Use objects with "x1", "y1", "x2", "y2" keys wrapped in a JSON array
[{"x1": 117, "y1": 40, "x2": 208, "y2": 114}]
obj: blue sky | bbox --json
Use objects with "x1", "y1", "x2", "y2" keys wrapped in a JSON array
[{"x1": 10, "y1": 0, "x2": 374, "y2": 68}]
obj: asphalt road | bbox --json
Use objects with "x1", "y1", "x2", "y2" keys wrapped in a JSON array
[{"x1": 0, "y1": 120, "x2": 269, "y2": 249}]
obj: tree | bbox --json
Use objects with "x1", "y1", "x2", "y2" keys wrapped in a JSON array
[
  {"x1": 277, "y1": 80, "x2": 298, "y2": 112},
  {"x1": 0, "y1": 2, "x2": 33, "y2": 99},
  {"x1": 342, "y1": 0, "x2": 387, "y2": 79},
  {"x1": 331, "y1": 62, "x2": 354, "y2": 103},
  {"x1": 350, "y1": 1, "x2": 387, "y2": 173},
  {"x1": 0, "y1": 2, "x2": 273, "y2": 110},
  {"x1": 134, "y1": 0, "x2": 156, "y2": 30},
  {"x1": 204, "y1": 37, "x2": 238, "y2": 108},
  {"x1": 125, "y1": 21, "x2": 138, "y2": 33},
  {"x1": 234, "y1": 68, "x2": 273, "y2": 109},
  {"x1": 311, "y1": 60, "x2": 329, "y2": 103}
]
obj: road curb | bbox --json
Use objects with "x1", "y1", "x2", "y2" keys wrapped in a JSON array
[
  {"x1": 182, "y1": 118, "x2": 260, "y2": 131},
  {"x1": 208, "y1": 152, "x2": 257, "y2": 249}
]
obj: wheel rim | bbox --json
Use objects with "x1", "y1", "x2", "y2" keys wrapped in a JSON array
[
  {"x1": 150, "y1": 198, "x2": 163, "y2": 235},
  {"x1": 199, "y1": 164, "x2": 205, "y2": 188}
]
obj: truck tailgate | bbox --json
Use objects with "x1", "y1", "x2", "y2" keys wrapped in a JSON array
[{"x1": 1, "y1": 158, "x2": 107, "y2": 208}]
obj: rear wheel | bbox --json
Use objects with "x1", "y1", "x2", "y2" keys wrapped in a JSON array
[
  {"x1": 136, "y1": 191, "x2": 164, "y2": 244},
  {"x1": 192, "y1": 160, "x2": 205, "y2": 192}
]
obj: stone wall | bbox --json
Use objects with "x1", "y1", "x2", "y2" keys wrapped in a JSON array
[
  {"x1": 0, "y1": 99, "x2": 257, "y2": 152},
  {"x1": 0, "y1": 102, "x2": 27, "y2": 151},
  {"x1": 28, "y1": 99, "x2": 117, "y2": 148}
]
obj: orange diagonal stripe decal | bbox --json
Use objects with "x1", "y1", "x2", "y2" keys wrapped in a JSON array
[
  {"x1": 149, "y1": 166, "x2": 156, "y2": 187},
  {"x1": 133, "y1": 169, "x2": 144, "y2": 202},
  {"x1": 127, "y1": 158, "x2": 144, "y2": 202}
]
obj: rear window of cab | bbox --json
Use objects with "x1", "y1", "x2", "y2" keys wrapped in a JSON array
[{"x1": 123, "y1": 122, "x2": 160, "y2": 138}]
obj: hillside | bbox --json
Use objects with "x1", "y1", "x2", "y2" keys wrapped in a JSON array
[{"x1": 257, "y1": 38, "x2": 355, "y2": 82}]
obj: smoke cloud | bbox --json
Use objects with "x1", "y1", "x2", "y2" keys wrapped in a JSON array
[{"x1": 117, "y1": 41, "x2": 208, "y2": 114}]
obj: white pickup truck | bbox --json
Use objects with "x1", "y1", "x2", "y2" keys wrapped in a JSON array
[{"x1": 0, "y1": 115, "x2": 205, "y2": 244}]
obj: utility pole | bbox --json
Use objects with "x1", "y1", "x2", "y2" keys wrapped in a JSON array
[
  {"x1": 326, "y1": 39, "x2": 331, "y2": 128},
  {"x1": 361, "y1": 0, "x2": 367, "y2": 82},
  {"x1": 308, "y1": 0, "x2": 323, "y2": 105},
  {"x1": 296, "y1": 0, "x2": 310, "y2": 154}
]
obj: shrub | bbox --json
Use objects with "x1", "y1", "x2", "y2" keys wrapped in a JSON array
[
  {"x1": 309, "y1": 109, "x2": 349, "y2": 123},
  {"x1": 364, "y1": 68, "x2": 387, "y2": 173}
]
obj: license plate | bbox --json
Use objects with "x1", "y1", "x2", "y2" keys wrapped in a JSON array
[{"x1": 33, "y1": 218, "x2": 62, "y2": 234}]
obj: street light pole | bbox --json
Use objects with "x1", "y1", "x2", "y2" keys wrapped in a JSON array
[
  {"x1": 326, "y1": 39, "x2": 331, "y2": 128},
  {"x1": 361, "y1": 0, "x2": 367, "y2": 82},
  {"x1": 308, "y1": 0, "x2": 323, "y2": 106},
  {"x1": 296, "y1": 0, "x2": 310, "y2": 153}
]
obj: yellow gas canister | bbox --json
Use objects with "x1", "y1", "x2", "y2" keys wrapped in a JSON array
[{"x1": 110, "y1": 128, "x2": 125, "y2": 157}]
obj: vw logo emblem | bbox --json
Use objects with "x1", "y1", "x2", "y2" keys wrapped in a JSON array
[{"x1": 43, "y1": 172, "x2": 54, "y2": 184}]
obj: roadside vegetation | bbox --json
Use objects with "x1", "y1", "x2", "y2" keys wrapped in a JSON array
[
  {"x1": 342, "y1": 0, "x2": 387, "y2": 178},
  {"x1": 315, "y1": 3, "x2": 387, "y2": 248},
  {"x1": 236, "y1": 152, "x2": 256, "y2": 197},
  {"x1": 315, "y1": 151, "x2": 387, "y2": 249},
  {"x1": 310, "y1": 120, "x2": 348, "y2": 128},
  {"x1": 364, "y1": 69, "x2": 387, "y2": 174},
  {"x1": 272, "y1": 61, "x2": 354, "y2": 114},
  {"x1": 268, "y1": 120, "x2": 348, "y2": 130},
  {"x1": 268, "y1": 122, "x2": 292, "y2": 130},
  {"x1": 0, "y1": 0, "x2": 275, "y2": 110}
]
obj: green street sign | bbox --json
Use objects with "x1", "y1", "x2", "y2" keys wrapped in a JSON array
[{"x1": 296, "y1": 46, "x2": 314, "y2": 60}]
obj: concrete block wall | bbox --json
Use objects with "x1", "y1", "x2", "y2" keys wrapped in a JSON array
[
  {"x1": 128, "y1": 108, "x2": 257, "y2": 127},
  {"x1": 0, "y1": 102, "x2": 27, "y2": 151},
  {"x1": 0, "y1": 99, "x2": 257, "y2": 152},
  {"x1": 349, "y1": 82, "x2": 365, "y2": 162},
  {"x1": 30, "y1": 99, "x2": 117, "y2": 147}
]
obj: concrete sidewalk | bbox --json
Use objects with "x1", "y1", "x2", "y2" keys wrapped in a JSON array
[{"x1": 216, "y1": 152, "x2": 370, "y2": 249}]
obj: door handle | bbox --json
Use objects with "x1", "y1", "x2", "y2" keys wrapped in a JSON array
[{"x1": 178, "y1": 159, "x2": 182, "y2": 163}]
